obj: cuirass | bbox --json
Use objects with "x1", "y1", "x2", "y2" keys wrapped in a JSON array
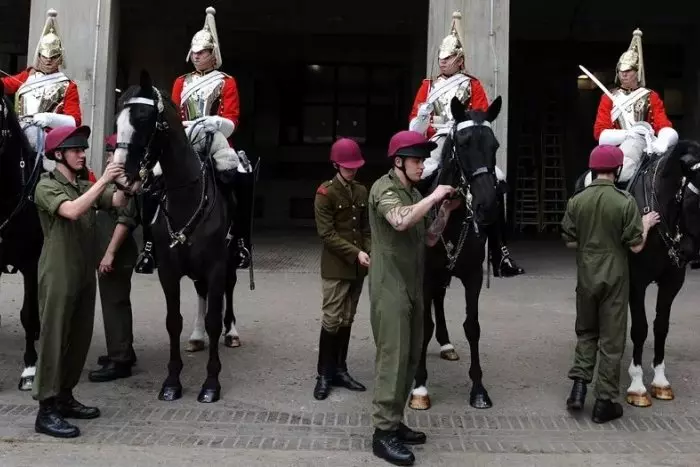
[
  {"x1": 14, "y1": 72, "x2": 69, "y2": 118},
  {"x1": 431, "y1": 74, "x2": 472, "y2": 126},
  {"x1": 612, "y1": 87, "x2": 651, "y2": 128},
  {"x1": 181, "y1": 73, "x2": 225, "y2": 120}
]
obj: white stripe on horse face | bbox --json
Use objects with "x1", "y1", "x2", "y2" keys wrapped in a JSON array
[{"x1": 114, "y1": 108, "x2": 134, "y2": 165}]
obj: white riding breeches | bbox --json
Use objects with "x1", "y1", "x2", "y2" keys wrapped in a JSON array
[{"x1": 421, "y1": 132, "x2": 506, "y2": 182}]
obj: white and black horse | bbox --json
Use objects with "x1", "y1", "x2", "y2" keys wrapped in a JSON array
[
  {"x1": 574, "y1": 139, "x2": 700, "y2": 407},
  {"x1": 410, "y1": 96, "x2": 503, "y2": 410},
  {"x1": 114, "y1": 71, "x2": 234, "y2": 403},
  {"x1": 0, "y1": 82, "x2": 44, "y2": 391}
]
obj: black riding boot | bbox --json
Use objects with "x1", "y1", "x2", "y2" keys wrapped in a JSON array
[
  {"x1": 233, "y1": 171, "x2": 255, "y2": 269},
  {"x1": 489, "y1": 192, "x2": 524, "y2": 277},
  {"x1": 592, "y1": 399, "x2": 623, "y2": 424},
  {"x1": 35, "y1": 398, "x2": 80, "y2": 438},
  {"x1": 333, "y1": 326, "x2": 366, "y2": 391},
  {"x1": 56, "y1": 390, "x2": 100, "y2": 419},
  {"x1": 135, "y1": 193, "x2": 159, "y2": 274},
  {"x1": 313, "y1": 328, "x2": 338, "y2": 400}
]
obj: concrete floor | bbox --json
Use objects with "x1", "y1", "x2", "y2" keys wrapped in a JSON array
[{"x1": 1, "y1": 233, "x2": 699, "y2": 466}]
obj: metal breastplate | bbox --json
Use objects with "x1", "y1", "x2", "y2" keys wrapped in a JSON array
[
  {"x1": 611, "y1": 87, "x2": 651, "y2": 128},
  {"x1": 14, "y1": 72, "x2": 69, "y2": 118},
  {"x1": 431, "y1": 74, "x2": 472, "y2": 126},
  {"x1": 181, "y1": 72, "x2": 225, "y2": 120}
]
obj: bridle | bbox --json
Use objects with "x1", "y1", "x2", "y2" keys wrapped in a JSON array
[
  {"x1": 438, "y1": 117, "x2": 498, "y2": 273},
  {"x1": 117, "y1": 89, "x2": 214, "y2": 249}
]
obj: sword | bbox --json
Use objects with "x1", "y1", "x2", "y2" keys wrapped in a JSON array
[
  {"x1": 578, "y1": 65, "x2": 635, "y2": 129},
  {"x1": 0, "y1": 68, "x2": 24, "y2": 86}
]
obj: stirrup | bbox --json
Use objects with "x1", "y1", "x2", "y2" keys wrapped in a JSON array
[{"x1": 135, "y1": 241, "x2": 155, "y2": 274}]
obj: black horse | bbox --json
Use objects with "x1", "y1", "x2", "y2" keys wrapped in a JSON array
[
  {"x1": 623, "y1": 141, "x2": 700, "y2": 406},
  {"x1": 410, "y1": 96, "x2": 503, "y2": 410},
  {"x1": 114, "y1": 71, "x2": 233, "y2": 403},
  {"x1": 572, "y1": 140, "x2": 700, "y2": 407},
  {"x1": 0, "y1": 82, "x2": 44, "y2": 391}
]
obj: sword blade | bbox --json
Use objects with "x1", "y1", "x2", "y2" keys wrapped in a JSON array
[
  {"x1": 579, "y1": 65, "x2": 634, "y2": 129},
  {"x1": 0, "y1": 68, "x2": 23, "y2": 85}
]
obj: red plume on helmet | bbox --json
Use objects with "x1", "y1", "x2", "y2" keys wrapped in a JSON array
[
  {"x1": 589, "y1": 145, "x2": 624, "y2": 171},
  {"x1": 330, "y1": 138, "x2": 365, "y2": 169}
]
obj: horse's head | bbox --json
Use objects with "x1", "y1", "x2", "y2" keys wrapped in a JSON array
[
  {"x1": 114, "y1": 70, "x2": 168, "y2": 194},
  {"x1": 444, "y1": 95, "x2": 502, "y2": 226},
  {"x1": 674, "y1": 140, "x2": 700, "y2": 261}
]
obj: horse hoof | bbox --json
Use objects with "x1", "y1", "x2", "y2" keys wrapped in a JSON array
[
  {"x1": 224, "y1": 335, "x2": 241, "y2": 348},
  {"x1": 470, "y1": 388, "x2": 493, "y2": 409},
  {"x1": 158, "y1": 385, "x2": 183, "y2": 401},
  {"x1": 185, "y1": 340, "x2": 206, "y2": 352},
  {"x1": 197, "y1": 387, "x2": 221, "y2": 403},
  {"x1": 626, "y1": 391, "x2": 652, "y2": 407},
  {"x1": 650, "y1": 385, "x2": 674, "y2": 401},
  {"x1": 439, "y1": 349, "x2": 460, "y2": 361},
  {"x1": 409, "y1": 394, "x2": 431, "y2": 410},
  {"x1": 17, "y1": 376, "x2": 33, "y2": 391}
]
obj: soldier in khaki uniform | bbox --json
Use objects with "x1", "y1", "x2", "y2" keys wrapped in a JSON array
[
  {"x1": 313, "y1": 138, "x2": 371, "y2": 400},
  {"x1": 561, "y1": 145, "x2": 659, "y2": 424},
  {"x1": 89, "y1": 134, "x2": 139, "y2": 382},
  {"x1": 369, "y1": 130, "x2": 460, "y2": 466},
  {"x1": 33, "y1": 125, "x2": 126, "y2": 438}
]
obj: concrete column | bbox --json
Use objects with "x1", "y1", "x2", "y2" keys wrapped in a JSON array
[
  {"x1": 427, "y1": 0, "x2": 510, "y2": 174},
  {"x1": 28, "y1": 0, "x2": 119, "y2": 175}
]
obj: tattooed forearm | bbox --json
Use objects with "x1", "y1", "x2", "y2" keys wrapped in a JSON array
[
  {"x1": 388, "y1": 206, "x2": 415, "y2": 229},
  {"x1": 426, "y1": 207, "x2": 450, "y2": 246}
]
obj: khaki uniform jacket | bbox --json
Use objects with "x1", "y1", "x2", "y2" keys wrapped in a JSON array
[{"x1": 314, "y1": 175, "x2": 371, "y2": 280}]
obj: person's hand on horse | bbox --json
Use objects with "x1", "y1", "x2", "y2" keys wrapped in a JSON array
[
  {"x1": 432, "y1": 185, "x2": 456, "y2": 203},
  {"x1": 358, "y1": 251, "x2": 370, "y2": 268},
  {"x1": 642, "y1": 211, "x2": 661, "y2": 230},
  {"x1": 441, "y1": 197, "x2": 462, "y2": 212},
  {"x1": 101, "y1": 161, "x2": 125, "y2": 184}
]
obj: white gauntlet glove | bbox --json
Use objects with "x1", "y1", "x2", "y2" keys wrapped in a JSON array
[
  {"x1": 193, "y1": 116, "x2": 235, "y2": 138},
  {"x1": 409, "y1": 103, "x2": 433, "y2": 135},
  {"x1": 33, "y1": 112, "x2": 75, "y2": 129}
]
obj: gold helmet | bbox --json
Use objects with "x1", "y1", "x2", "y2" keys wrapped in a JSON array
[
  {"x1": 33, "y1": 9, "x2": 64, "y2": 68},
  {"x1": 186, "y1": 6, "x2": 222, "y2": 69},
  {"x1": 616, "y1": 28, "x2": 645, "y2": 87},
  {"x1": 438, "y1": 11, "x2": 466, "y2": 60}
]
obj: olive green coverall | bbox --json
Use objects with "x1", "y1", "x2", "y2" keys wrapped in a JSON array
[
  {"x1": 561, "y1": 178, "x2": 644, "y2": 401},
  {"x1": 368, "y1": 169, "x2": 427, "y2": 431},
  {"x1": 33, "y1": 170, "x2": 114, "y2": 401}
]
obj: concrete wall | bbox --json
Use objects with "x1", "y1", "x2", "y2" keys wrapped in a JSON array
[
  {"x1": 426, "y1": 0, "x2": 510, "y2": 176},
  {"x1": 27, "y1": 0, "x2": 119, "y2": 174}
]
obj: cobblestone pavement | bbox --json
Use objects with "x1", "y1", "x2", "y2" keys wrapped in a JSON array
[{"x1": 1, "y1": 231, "x2": 700, "y2": 465}]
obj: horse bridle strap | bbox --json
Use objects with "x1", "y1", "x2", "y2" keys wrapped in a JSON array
[{"x1": 457, "y1": 120, "x2": 491, "y2": 131}]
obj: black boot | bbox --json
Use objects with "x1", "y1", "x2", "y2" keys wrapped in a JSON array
[
  {"x1": 313, "y1": 328, "x2": 337, "y2": 400},
  {"x1": 396, "y1": 422, "x2": 426, "y2": 445},
  {"x1": 56, "y1": 391, "x2": 100, "y2": 419},
  {"x1": 135, "y1": 193, "x2": 158, "y2": 274},
  {"x1": 566, "y1": 379, "x2": 587, "y2": 411},
  {"x1": 97, "y1": 348, "x2": 137, "y2": 367},
  {"x1": 35, "y1": 398, "x2": 80, "y2": 438},
  {"x1": 491, "y1": 244, "x2": 525, "y2": 277},
  {"x1": 88, "y1": 361, "x2": 133, "y2": 382},
  {"x1": 333, "y1": 326, "x2": 366, "y2": 391},
  {"x1": 372, "y1": 429, "x2": 415, "y2": 466},
  {"x1": 592, "y1": 399, "x2": 623, "y2": 424}
]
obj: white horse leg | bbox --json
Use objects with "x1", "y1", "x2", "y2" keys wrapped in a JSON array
[
  {"x1": 409, "y1": 385, "x2": 431, "y2": 410},
  {"x1": 626, "y1": 361, "x2": 652, "y2": 407},
  {"x1": 186, "y1": 297, "x2": 207, "y2": 352},
  {"x1": 650, "y1": 361, "x2": 674, "y2": 400},
  {"x1": 18, "y1": 366, "x2": 36, "y2": 391}
]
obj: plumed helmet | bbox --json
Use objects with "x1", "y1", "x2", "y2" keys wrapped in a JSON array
[
  {"x1": 589, "y1": 145, "x2": 624, "y2": 171},
  {"x1": 45, "y1": 125, "x2": 91, "y2": 158},
  {"x1": 34, "y1": 9, "x2": 65, "y2": 68},
  {"x1": 438, "y1": 11, "x2": 466, "y2": 60},
  {"x1": 616, "y1": 28, "x2": 645, "y2": 87},
  {"x1": 387, "y1": 131, "x2": 437, "y2": 159},
  {"x1": 186, "y1": 7, "x2": 223, "y2": 69},
  {"x1": 330, "y1": 138, "x2": 365, "y2": 169}
]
